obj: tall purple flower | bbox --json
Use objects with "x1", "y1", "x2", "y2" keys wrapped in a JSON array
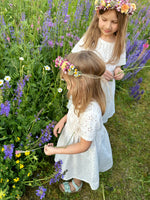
[
  {"x1": 35, "y1": 186, "x2": 47, "y2": 199},
  {"x1": 49, "y1": 160, "x2": 67, "y2": 185},
  {"x1": 129, "y1": 78, "x2": 144, "y2": 101},
  {"x1": 4, "y1": 144, "x2": 14, "y2": 159},
  {"x1": 39, "y1": 122, "x2": 56, "y2": 145},
  {"x1": 0, "y1": 100, "x2": 11, "y2": 117},
  {"x1": 13, "y1": 75, "x2": 30, "y2": 108}
]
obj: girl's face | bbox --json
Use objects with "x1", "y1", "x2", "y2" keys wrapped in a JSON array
[{"x1": 98, "y1": 10, "x2": 118, "y2": 40}]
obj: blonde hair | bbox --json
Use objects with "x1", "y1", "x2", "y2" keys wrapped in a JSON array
[
  {"x1": 83, "y1": 10, "x2": 128, "y2": 64},
  {"x1": 62, "y1": 50, "x2": 106, "y2": 116}
]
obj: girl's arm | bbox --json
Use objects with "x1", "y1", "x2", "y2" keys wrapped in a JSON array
[
  {"x1": 53, "y1": 114, "x2": 67, "y2": 137},
  {"x1": 44, "y1": 137, "x2": 92, "y2": 156}
]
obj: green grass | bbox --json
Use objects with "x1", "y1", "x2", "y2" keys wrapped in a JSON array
[{"x1": 21, "y1": 66, "x2": 150, "y2": 200}]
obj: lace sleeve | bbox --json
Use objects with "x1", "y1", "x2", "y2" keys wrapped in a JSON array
[{"x1": 79, "y1": 103, "x2": 101, "y2": 141}]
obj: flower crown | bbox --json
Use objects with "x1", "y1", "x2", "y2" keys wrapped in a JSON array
[
  {"x1": 95, "y1": 0, "x2": 136, "y2": 15},
  {"x1": 54, "y1": 56, "x2": 81, "y2": 77}
]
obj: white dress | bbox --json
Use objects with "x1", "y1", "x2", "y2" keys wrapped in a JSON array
[
  {"x1": 55, "y1": 101, "x2": 113, "y2": 190},
  {"x1": 71, "y1": 37, "x2": 126, "y2": 123}
]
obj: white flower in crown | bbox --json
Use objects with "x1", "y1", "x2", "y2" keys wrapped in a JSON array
[
  {"x1": 0, "y1": 79, "x2": 4, "y2": 86},
  {"x1": 44, "y1": 65, "x2": 51, "y2": 71},
  {"x1": 4, "y1": 76, "x2": 11, "y2": 82},
  {"x1": 58, "y1": 88, "x2": 63, "y2": 93}
]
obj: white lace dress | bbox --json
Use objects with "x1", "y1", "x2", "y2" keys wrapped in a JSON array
[
  {"x1": 55, "y1": 101, "x2": 113, "y2": 190},
  {"x1": 71, "y1": 37, "x2": 126, "y2": 123}
]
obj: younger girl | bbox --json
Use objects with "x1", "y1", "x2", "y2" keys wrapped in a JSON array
[
  {"x1": 44, "y1": 50, "x2": 113, "y2": 193},
  {"x1": 71, "y1": 0, "x2": 136, "y2": 123}
]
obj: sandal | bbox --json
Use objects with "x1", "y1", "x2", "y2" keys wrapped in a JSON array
[{"x1": 59, "y1": 179, "x2": 83, "y2": 193}]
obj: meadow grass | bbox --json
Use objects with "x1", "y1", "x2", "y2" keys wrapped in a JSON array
[{"x1": 21, "y1": 65, "x2": 150, "y2": 200}]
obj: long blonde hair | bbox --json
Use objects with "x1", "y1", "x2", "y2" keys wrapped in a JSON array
[
  {"x1": 62, "y1": 50, "x2": 106, "y2": 116},
  {"x1": 83, "y1": 10, "x2": 128, "y2": 64}
]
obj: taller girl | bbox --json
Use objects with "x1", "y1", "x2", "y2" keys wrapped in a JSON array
[{"x1": 72, "y1": 0, "x2": 136, "y2": 123}]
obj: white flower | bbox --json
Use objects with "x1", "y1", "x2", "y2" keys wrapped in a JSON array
[
  {"x1": 0, "y1": 79, "x2": 4, "y2": 86},
  {"x1": 58, "y1": 88, "x2": 63, "y2": 93},
  {"x1": 4, "y1": 76, "x2": 11, "y2": 82},
  {"x1": 19, "y1": 57, "x2": 24, "y2": 61},
  {"x1": 44, "y1": 65, "x2": 51, "y2": 71}
]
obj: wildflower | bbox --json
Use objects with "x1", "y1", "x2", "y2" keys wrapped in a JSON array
[
  {"x1": 13, "y1": 177, "x2": 19, "y2": 182},
  {"x1": 36, "y1": 186, "x2": 47, "y2": 200},
  {"x1": 58, "y1": 88, "x2": 63, "y2": 93},
  {"x1": 7, "y1": 179, "x2": 9, "y2": 182},
  {"x1": 15, "y1": 153, "x2": 21, "y2": 158},
  {"x1": 25, "y1": 151, "x2": 30, "y2": 156},
  {"x1": 27, "y1": 173, "x2": 31, "y2": 177},
  {"x1": 0, "y1": 189, "x2": 6, "y2": 199},
  {"x1": 20, "y1": 164, "x2": 24, "y2": 169},
  {"x1": 1, "y1": 148, "x2": 4, "y2": 152},
  {"x1": 0, "y1": 178, "x2": 3, "y2": 183},
  {"x1": 12, "y1": 185, "x2": 15, "y2": 188},
  {"x1": 48, "y1": 40, "x2": 54, "y2": 47},
  {"x1": 16, "y1": 160, "x2": 20, "y2": 164},
  {"x1": 0, "y1": 80, "x2": 4, "y2": 86},
  {"x1": 3, "y1": 144, "x2": 14, "y2": 159},
  {"x1": 143, "y1": 43, "x2": 149, "y2": 49},
  {"x1": 19, "y1": 57, "x2": 24, "y2": 61},
  {"x1": 31, "y1": 24, "x2": 34, "y2": 28},
  {"x1": 0, "y1": 100, "x2": 11, "y2": 117},
  {"x1": 4, "y1": 76, "x2": 11, "y2": 82},
  {"x1": 16, "y1": 137, "x2": 20, "y2": 142},
  {"x1": 44, "y1": 65, "x2": 51, "y2": 71}
]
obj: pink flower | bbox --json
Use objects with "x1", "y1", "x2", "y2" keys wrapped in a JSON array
[
  {"x1": 7, "y1": 36, "x2": 10, "y2": 42},
  {"x1": 143, "y1": 43, "x2": 149, "y2": 49},
  {"x1": 31, "y1": 24, "x2": 34, "y2": 29}
]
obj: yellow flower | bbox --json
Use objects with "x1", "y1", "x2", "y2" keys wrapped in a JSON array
[
  {"x1": 16, "y1": 153, "x2": 21, "y2": 158},
  {"x1": 121, "y1": 4, "x2": 129, "y2": 14},
  {"x1": 25, "y1": 151, "x2": 30, "y2": 156},
  {"x1": 95, "y1": 0, "x2": 99, "y2": 6},
  {"x1": 131, "y1": 3, "x2": 136, "y2": 11},
  {"x1": 12, "y1": 185, "x2": 16, "y2": 188},
  {"x1": 13, "y1": 177, "x2": 19, "y2": 182},
  {"x1": 20, "y1": 164, "x2": 24, "y2": 169},
  {"x1": 0, "y1": 178, "x2": 3, "y2": 183},
  {"x1": 7, "y1": 179, "x2": 9, "y2": 182},
  {"x1": 16, "y1": 137, "x2": 20, "y2": 142},
  {"x1": 61, "y1": 61, "x2": 67, "y2": 70},
  {"x1": 16, "y1": 160, "x2": 20, "y2": 164},
  {"x1": 27, "y1": 173, "x2": 31, "y2": 177},
  {"x1": 101, "y1": 0, "x2": 106, "y2": 6},
  {"x1": 1, "y1": 148, "x2": 4, "y2": 152},
  {"x1": 0, "y1": 189, "x2": 6, "y2": 199}
]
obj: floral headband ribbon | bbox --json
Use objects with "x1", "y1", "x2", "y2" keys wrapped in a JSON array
[
  {"x1": 95, "y1": 0, "x2": 136, "y2": 15},
  {"x1": 54, "y1": 56, "x2": 81, "y2": 77}
]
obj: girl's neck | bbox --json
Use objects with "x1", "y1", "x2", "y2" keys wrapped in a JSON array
[{"x1": 100, "y1": 35, "x2": 116, "y2": 43}]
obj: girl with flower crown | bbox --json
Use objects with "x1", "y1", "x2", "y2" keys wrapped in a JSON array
[
  {"x1": 71, "y1": 0, "x2": 136, "y2": 123},
  {"x1": 44, "y1": 50, "x2": 113, "y2": 193}
]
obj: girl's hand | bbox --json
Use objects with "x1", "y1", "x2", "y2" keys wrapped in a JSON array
[
  {"x1": 44, "y1": 143, "x2": 55, "y2": 156},
  {"x1": 53, "y1": 115, "x2": 67, "y2": 137},
  {"x1": 114, "y1": 67, "x2": 124, "y2": 80},
  {"x1": 102, "y1": 70, "x2": 113, "y2": 81}
]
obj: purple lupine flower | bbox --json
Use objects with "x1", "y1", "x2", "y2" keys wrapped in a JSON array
[
  {"x1": 129, "y1": 78, "x2": 144, "y2": 101},
  {"x1": 40, "y1": 122, "x2": 56, "y2": 144},
  {"x1": 35, "y1": 186, "x2": 47, "y2": 200},
  {"x1": 49, "y1": 160, "x2": 64, "y2": 185},
  {"x1": 13, "y1": 75, "x2": 30, "y2": 107},
  {"x1": 4, "y1": 144, "x2": 14, "y2": 159},
  {"x1": 0, "y1": 100, "x2": 11, "y2": 117}
]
